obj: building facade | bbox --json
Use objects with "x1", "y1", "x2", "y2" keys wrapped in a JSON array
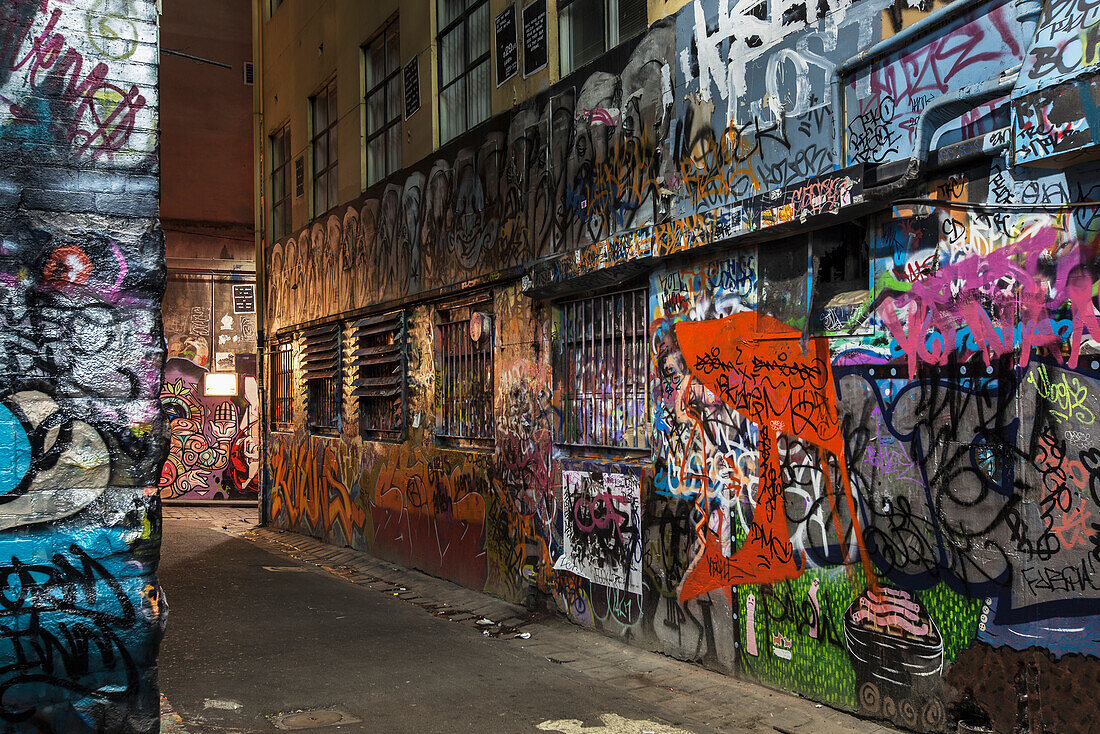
[
  {"x1": 0, "y1": 0, "x2": 166, "y2": 730},
  {"x1": 159, "y1": 0, "x2": 259, "y2": 504},
  {"x1": 258, "y1": 0, "x2": 1100, "y2": 731}
]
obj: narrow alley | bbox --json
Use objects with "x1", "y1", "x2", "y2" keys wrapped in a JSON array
[{"x1": 157, "y1": 508, "x2": 897, "y2": 734}]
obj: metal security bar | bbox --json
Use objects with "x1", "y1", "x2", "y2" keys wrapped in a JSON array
[
  {"x1": 272, "y1": 341, "x2": 294, "y2": 424},
  {"x1": 437, "y1": 312, "x2": 494, "y2": 440},
  {"x1": 353, "y1": 311, "x2": 405, "y2": 440},
  {"x1": 303, "y1": 322, "x2": 341, "y2": 431},
  {"x1": 559, "y1": 288, "x2": 648, "y2": 450}
]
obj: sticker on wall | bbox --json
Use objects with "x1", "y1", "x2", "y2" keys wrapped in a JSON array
[
  {"x1": 215, "y1": 352, "x2": 235, "y2": 371},
  {"x1": 555, "y1": 470, "x2": 642, "y2": 594}
]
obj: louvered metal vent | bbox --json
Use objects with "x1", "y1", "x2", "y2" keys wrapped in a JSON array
[
  {"x1": 302, "y1": 323, "x2": 340, "y2": 378},
  {"x1": 352, "y1": 311, "x2": 405, "y2": 440},
  {"x1": 303, "y1": 322, "x2": 341, "y2": 431}
]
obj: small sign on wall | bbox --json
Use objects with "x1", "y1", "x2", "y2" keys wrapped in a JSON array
[
  {"x1": 494, "y1": 5, "x2": 518, "y2": 87},
  {"x1": 522, "y1": 0, "x2": 547, "y2": 78},
  {"x1": 232, "y1": 284, "x2": 256, "y2": 314},
  {"x1": 404, "y1": 56, "x2": 421, "y2": 119},
  {"x1": 294, "y1": 156, "x2": 304, "y2": 198}
]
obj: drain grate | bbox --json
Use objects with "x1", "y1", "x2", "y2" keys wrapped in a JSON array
[{"x1": 269, "y1": 708, "x2": 361, "y2": 730}]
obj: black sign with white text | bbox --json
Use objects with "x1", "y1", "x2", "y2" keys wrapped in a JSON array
[
  {"x1": 495, "y1": 5, "x2": 518, "y2": 86},
  {"x1": 522, "y1": 0, "x2": 547, "y2": 77}
]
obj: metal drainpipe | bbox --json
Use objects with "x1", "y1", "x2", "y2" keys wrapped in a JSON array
[{"x1": 252, "y1": 0, "x2": 269, "y2": 526}]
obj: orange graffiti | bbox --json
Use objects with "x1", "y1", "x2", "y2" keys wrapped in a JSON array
[{"x1": 674, "y1": 312, "x2": 875, "y2": 601}]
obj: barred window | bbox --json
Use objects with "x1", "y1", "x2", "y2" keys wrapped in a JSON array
[
  {"x1": 436, "y1": 300, "x2": 493, "y2": 442},
  {"x1": 353, "y1": 311, "x2": 406, "y2": 441},
  {"x1": 303, "y1": 323, "x2": 341, "y2": 432},
  {"x1": 557, "y1": 288, "x2": 648, "y2": 450},
  {"x1": 272, "y1": 341, "x2": 294, "y2": 425}
]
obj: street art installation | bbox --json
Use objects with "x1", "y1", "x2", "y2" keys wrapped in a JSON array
[
  {"x1": 264, "y1": 0, "x2": 1100, "y2": 731},
  {"x1": 0, "y1": 1, "x2": 165, "y2": 732}
]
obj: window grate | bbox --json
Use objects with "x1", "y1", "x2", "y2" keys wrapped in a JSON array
[
  {"x1": 272, "y1": 341, "x2": 294, "y2": 424},
  {"x1": 353, "y1": 311, "x2": 406, "y2": 440},
  {"x1": 303, "y1": 322, "x2": 341, "y2": 432},
  {"x1": 558, "y1": 288, "x2": 648, "y2": 450},
  {"x1": 437, "y1": 309, "x2": 493, "y2": 440}
]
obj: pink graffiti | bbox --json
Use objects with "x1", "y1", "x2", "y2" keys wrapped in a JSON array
[
  {"x1": 9, "y1": 4, "x2": 147, "y2": 160},
  {"x1": 880, "y1": 227, "x2": 1100, "y2": 375}
]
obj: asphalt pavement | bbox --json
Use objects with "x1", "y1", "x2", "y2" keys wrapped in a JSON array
[{"x1": 157, "y1": 508, "x2": 899, "y2": 734}]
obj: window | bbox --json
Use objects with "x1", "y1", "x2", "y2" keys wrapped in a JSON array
[
  {"x1": 810, "y1": 222, "x2": 870, "y2": 334},
  {"x1": 436, "y1": 299, "x2": 493, "y2": 442},
  {"x1": 272, "y1": 341, "x2": 294, "y2": 425},
  {"x1": 270, "y1": 125, "x2": 291, "y2": 240},
  {"x1": 270, "y1": 0, "x2": 283, "y2": 16},
  {"x1": 353, "y1": 311, "x2": 406, "y2": 441},
  {"x1": 437, "y1": 0, "x2": 490, "y2": 144},
  {"x1": 365, "y1": 18, "x2": 402, "y2": 187},
  {"x1": 559, "y1": 0, "x2": 648, "y2": 75},
  {"x1": 311, "y1": 79, "x2": 338, "y2": 216},
  {"x1": 557, "y1": 287, "x2": 648, "y2": 450},
  {"x1": 303, "y1": 323, "x2": 341, "y2": 432}
]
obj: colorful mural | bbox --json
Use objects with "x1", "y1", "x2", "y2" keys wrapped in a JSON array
[{"x1": 265, "y1": 0, "x2": 1100, "y2": 731}]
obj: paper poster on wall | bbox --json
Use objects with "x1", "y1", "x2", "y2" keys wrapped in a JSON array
[
  {"x1": 522, "y1": 0, "x2": 547, "y2": 77},
  {"x1": 555, "y1": 470, "x2": 642, "y2": 594},
  {"x1": 495, "y1": 5, "x2": 518, "y2": 87},
  {"x1": 215, "y1": 352, "x2": 235, "y2": 371}
]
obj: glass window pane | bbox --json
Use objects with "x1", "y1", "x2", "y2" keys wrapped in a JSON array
[
  {"x1": 368, "y1": 135, "x2": 384, "y2": 186},
  {"x1": 439, "y1": 0, "x2": 465, "y2": 29},
  {"x1": 327, "y1": 171, "x2": 338, "y2": 211},
  {"x1": 440, "y1": 77, "x2": 465, "y2": 143},
  {"x1": 467, "y1": 60, "x2": 489, "y2": 129},
  {"x1": 328, "y1": 86, "x2": 338, "y2": 126},
  {"x1": 440, "y1": 26, "x2": 462, "y2": 86},
  {"x1": 387, "y1": 125, "x2": 402, "y2": 175},
  {"x1": 468, "y1": 3, "x2": 489, "y2": 60},
  {"x1": 387, "y1": 77, "x2": 401, "y2": 122},
  {"x1": 314, "y1": 134, "x2": 326, "y2": 172},
  {"x1": 368, "y1": 90, "x2": 385, "y2": 135},
  {"x1": 561, "y1": 2, "x2": 605, "y2": 74},
  {"x1": 386, "y1": 24, "x2": 400, "y2": 74},
  {"x1": 272, "y1": 133, "x2": 285, "y2": 168},
  {"x1": 273, "y1": 169, "x2": 284, "y2": 201},
  {"x1": 367, "y1": 40, "x2": 385, "y2": 89},
  {"x1": 315, "y1": 178, "x2": 324, "y2": 212},
  {"x1": 313, "y1": 94, "x2": 327, "y2": 131},
  {"x1": 617, "y1": 0, "x2": 647, "y2": 42}
]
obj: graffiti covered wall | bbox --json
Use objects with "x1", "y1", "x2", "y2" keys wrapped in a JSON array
[
  {"x1": 265, "y1": 0, "x2": 1100, "y2": 731},
  {"x1": 160, "y1": 274, "x2": 259, "y2": 501},
  {"x1": 0, "y1": 0, "x2": 166, "y2": 731}
]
